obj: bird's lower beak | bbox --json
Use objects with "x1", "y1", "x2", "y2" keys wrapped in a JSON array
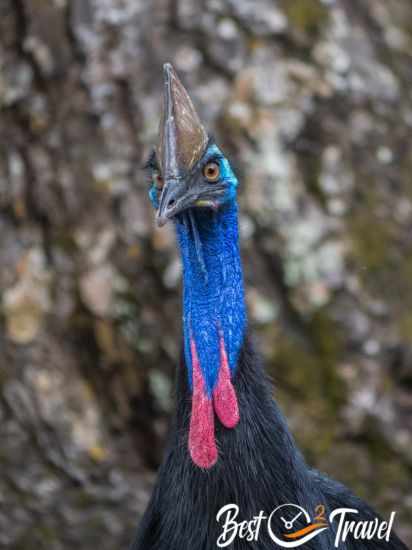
[
  {"x1": 156, "y1": 179, "x2": 196, "y2": 227},
  {"x1": 156, "y1": 178, "x2": 224, "y2": 227}
]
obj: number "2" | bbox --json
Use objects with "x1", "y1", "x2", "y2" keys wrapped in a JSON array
[{"x1": 315, "y1": 504, "x2": 327, "y2": 523}]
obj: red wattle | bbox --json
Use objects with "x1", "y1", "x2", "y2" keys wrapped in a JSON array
[
  {"x1": 213, "y1": 337, "x2": 240, "y2": 428},
  {"x1": 188, "y1": 339, "x2": 218, "y2": 469}
]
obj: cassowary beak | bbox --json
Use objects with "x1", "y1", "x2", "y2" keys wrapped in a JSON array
[{"x1": 156, "y1": 63, "x2": 208, "y2": 227}]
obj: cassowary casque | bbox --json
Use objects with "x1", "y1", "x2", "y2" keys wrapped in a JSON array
[{"x1": 131, "y1": 64, "x2": 408, "y2": 550}]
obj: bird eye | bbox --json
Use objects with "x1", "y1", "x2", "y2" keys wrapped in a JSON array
[
  {"x1": 203, "y1": 162, "x2": 220, "y2": 182},
  {"x1": 154, "y1": 173, "x2": 164, "y2": 190}
]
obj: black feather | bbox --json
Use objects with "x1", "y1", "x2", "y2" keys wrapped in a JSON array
[{"x1": 131, "y1": 334, "x2": 408, "y2": 549}]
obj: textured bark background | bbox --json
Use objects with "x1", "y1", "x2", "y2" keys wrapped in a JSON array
[{"x1": 1, "y1": 0, "x2": 412, "y2": 548}]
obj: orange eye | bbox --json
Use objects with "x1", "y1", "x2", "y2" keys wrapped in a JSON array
[
  {"x1": 203, "y1": 162, "x2": 220, "y2": 182},
  {"x1": 154, "y1": 173, "x2": 164, "y2": 190}
]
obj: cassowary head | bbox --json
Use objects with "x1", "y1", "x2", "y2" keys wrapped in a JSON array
[{"x1": 148, "y1": 63, "x2": 238, "y2": 225}]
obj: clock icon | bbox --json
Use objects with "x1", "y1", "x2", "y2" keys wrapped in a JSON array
[
  {"x1": 267, "y1": 504, "x2": 328, "y2": 548},
  {"x1": 270, "y1": 504, "x2": 310, "y2": 531}
]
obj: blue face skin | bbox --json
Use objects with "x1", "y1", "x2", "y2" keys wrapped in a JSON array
[
  {"x1": 148, "y1": 144, "x2": 238, "y2": 210},
  {"x1": 148, "y1": 143, "x2": 247, "y2": 395}
]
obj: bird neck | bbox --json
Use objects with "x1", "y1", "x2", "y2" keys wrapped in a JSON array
[
  {"x1": 175, "y1": 202, "x2": 247, "y2": 394},
  {"x1": 174, "y1": 202, "x2": 247, "y2": 468}
]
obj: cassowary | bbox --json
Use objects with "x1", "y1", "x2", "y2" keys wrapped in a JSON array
[{"x1": 131, "y1": 64, "x2": 408, "y2": 550}]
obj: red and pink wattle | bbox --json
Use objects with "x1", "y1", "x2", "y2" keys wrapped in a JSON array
[{"x1": 188, "y1": 336, "x2": 239, "y2": 469}]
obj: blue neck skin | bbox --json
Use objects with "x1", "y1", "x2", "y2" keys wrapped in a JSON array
[{"x1": 175, "y1": 200, "x2": 247, "y2": 396}]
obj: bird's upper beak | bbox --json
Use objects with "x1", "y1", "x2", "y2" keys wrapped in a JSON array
[{"x1": 156, "y1": 63, "x2": 208, "y2": 227}]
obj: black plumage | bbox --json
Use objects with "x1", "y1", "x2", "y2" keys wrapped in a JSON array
[{"x1": 131, "y1": 335, "x2": 408, "y2": 550}]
